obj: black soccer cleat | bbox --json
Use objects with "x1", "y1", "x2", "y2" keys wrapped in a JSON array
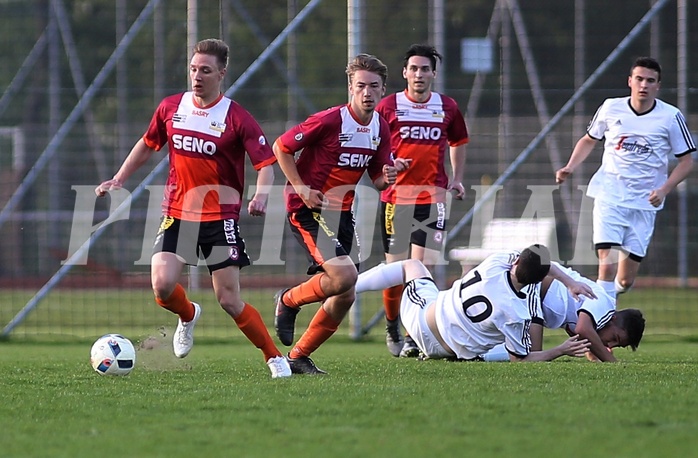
[
  {"x1": 385, "y1": 318, "x2": 404, "y2": 357},
  {"x1": 399, "y1": 335, "x2": 422, "y2": 358},
  {"x1": 274, "y1": 289, "x2": 299, "y2": 346},
  {"x1": 286, "y1": 354, "x2": 327, "y2": 375}
]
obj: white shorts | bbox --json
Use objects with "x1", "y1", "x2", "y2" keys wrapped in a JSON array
[
  {"x1": 399, "y1": 278, "x2": 453, "y2": 359},
  {"x1": 592, "y1": 200, "x2": 656, "y2": 259}
]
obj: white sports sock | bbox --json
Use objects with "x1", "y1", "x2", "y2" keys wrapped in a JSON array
[
  {"x1": 482, "y1": 343, "x2": 510, "y2": 362},
  {"x1": 596, "y1": 279, "x2": 617, "y2": 301},
  {"x1": 355, "y1": 262, "x2": 405, "y2": 293}
]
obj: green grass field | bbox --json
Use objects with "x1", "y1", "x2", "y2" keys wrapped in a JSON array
[
  {"x1": 1, "y1": 336, "x2": 698, "y2": 458},
  {"x1": 2, "y1": 287, "x2": 698, "y2": 457}
]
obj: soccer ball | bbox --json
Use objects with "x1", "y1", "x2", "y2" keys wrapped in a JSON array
[{"x1": 90, "y1": 334, "x2": 136, "y2": 376}]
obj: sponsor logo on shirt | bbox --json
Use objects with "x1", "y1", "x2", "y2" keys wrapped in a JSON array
[
  {"x1": 615, "y1": 135, "x2": 652, "y2": 155},
  {"x1": 172, "y1": 133, "x2": 217, "y2": 155},
  {"x1": 191, "y1": 109, "x2": 209, "y2": 117},
  {"x1": 294, "y1": 133, "x2": 304, "y2": 142},
  {"x1": 338, "y1": 152, "x2": 372, "y2": 168},
  {"x1": 399, "y1": 125, "x2": 442, "y2": 140},
  {"x1": 258, "y1": 135, "x2": 266, "y2": 145},
  {"x1": 173, "y1": 113, "x2": 187, "y2": 123},
  {"x1": 209, "y1": 121, "x2": 226, "y2": 133},
  {"x1": 339, "y1": 133, "x2": 353, "y2": 143},
  {"x1": 395, "y1": 109, "x2": 409, "y2": 117},
  {"x1": 432, "y1": 110, "x2": 445, "y2": 119},
  {"x1": 356, "y1": 126, "x2": 371, "y2": 133}
]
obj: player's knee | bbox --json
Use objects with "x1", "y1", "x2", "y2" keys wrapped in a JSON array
[
  {"x1": 151, "y1": 280, "x2": 176, "y2": 301},
  {"x1": 615, "y1": 277, "x2": 634, "y2": 295},
  {"x1": 326, "y1": 269, "x2": 358, "y2": 295}
]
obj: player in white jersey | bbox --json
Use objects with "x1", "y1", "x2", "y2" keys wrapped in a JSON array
[
  {"x1": 556, "y1": 57, "x2": 695, "y2": 302},
  {"x1": 484, "y1": 263, "x2": 645, "y2": 363},
  {"x1": 355, "y1": 245, "x2": 595, "y2": 361}
]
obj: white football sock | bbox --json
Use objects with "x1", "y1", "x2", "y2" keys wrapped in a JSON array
[
  {"x1": 355, "y1": 261, "x2": 405, "y2": 293},
  {"x1": 596, "y1": 279, "x2": 617, "y2": 301},
  {"x1": 482, "y1": 343, "x2": 510, "y2": 362}
]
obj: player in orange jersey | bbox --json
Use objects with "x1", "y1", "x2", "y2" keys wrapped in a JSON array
[
  {"x1": 95, "y1": 38, "x2": 291, "y2": 378},
  {"x1": 272, "y1": 54, "x2": 409, "y2": 374},
  {"x1": 376, "y1": 44, "x2": 469, "y2": 357}
]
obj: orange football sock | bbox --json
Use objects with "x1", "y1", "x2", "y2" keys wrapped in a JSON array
[
  {"x1": 234, "y1": 303, "x2": 282, "y2": 361},
  {"x1": 155, "y1": 283, "x2": 195, "y2": 322},
  {"x1": 283, "y1": 274, "x2": 327, "y2": 308},
  {"x1": 288, "y1": 306, "x2": 340, "y2": 359},
  {"x1": 383, "y1": 285, "x2": 404, "y2": 321}
]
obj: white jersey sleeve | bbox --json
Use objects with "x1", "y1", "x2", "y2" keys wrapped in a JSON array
[{"x1": 540, "y1": 263, "x2": 616, "y2": 332}]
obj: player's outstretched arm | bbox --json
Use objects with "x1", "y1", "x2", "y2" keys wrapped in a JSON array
[
  {"x1": 556, "y1": 134, "x2": 597, "y2": 184},
  {"x1": 95, "y1": 138, "x2": 154, "y2": 197},
  {"x1": 510, "y1": 335, "x2": 590, "y2": 362},
  {"x1": 547, "y1": 263, "x2": 596, "y2": 301}
]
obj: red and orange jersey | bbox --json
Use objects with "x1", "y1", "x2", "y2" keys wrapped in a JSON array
[
  {"x1": 275, "y1": 104, "x2": 392, "y2": 212},
  {"x1": 143, "y1": 92, "x2": 276, "y2": 222},
  {"x1": 376, "y1": 90, "x2": 468, "y2": 205}
]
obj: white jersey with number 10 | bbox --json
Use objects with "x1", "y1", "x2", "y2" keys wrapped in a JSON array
[{"x1": 435, "y1": 251, "x2": 539, "y2": 360}]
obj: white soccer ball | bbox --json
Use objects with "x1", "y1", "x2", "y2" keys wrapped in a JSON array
[{"x1": 90, "y1": 334, "x2": 136, "y2": 376}]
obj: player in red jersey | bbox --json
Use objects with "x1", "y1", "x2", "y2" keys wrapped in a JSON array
[
  {"x1": 375, "y1": 44, "x2": 469, "y2": 357},
  {"x1": 272, "y1": 54, "x2": 410, "y2": 374},
  {"x1": 95, "y1": 38, "x2": 291, "y2": 378}
]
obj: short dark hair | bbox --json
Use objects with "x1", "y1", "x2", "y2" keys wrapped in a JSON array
[
  {"x1": 193, "y1": 38, "x2": 229, "y2": 70},
  {"x1": 615, "y1": 308, "x2": 645, "y2": 351},
  {"x1": 403, "y1": 44, "x2": 442, "y2": 72},
  {"x1": 515, "y1": 244, "x2": 551, "y2": 285},
  {"x1": 631, "y1": 56, "x2": 661, "y2": 82},
  {"x1": 346, "y1": 53, "x2": 388, "y2": 86}
]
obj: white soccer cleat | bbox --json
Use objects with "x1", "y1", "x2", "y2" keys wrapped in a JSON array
[
  {"x1": 267, "y1": 355, "x2": 292, "y2": 378},
  {"x1": 173, "y1": 302, "x2": 201, "y2": 358}
]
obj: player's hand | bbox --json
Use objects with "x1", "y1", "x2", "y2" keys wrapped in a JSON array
[
  {"x1": 300, "y1": 187, "x2": 327, "y2": 210},
  {"x1": 393, "y1": 158, "x2": 412, "y2": 172},
  {"x1": 555, "y1": 166, "x2": 572, "y2": 184},
  {"x1": 95, "y1": 178, "x2": 123, "y2": 197},
  {"x1": 585, "y1": 346, "x2": 613, "y2": 362},
  {"x1": 560, "y1": 335, "x2": 591, "y2": 358},
  {"x1": 567, "y1": 280, "x2": 596, "y2": 301},
  {"x1": 448, "y1": 181, "x2": 465, "y2": 200},
  {"x1": 648, "y1": 189, "x2": 666, "y2": 208},
  {"x1": 382, "y1": 164, "x2": 399, "y2": 185},
  {"x1": 248, "y1": 196, "x2": 268, "y2": 217}
]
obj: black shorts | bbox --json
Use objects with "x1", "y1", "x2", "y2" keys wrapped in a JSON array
[
  {"x1": 288, "y1": 207, "x2": 360, "y2": 275},
  {"x1": 153, "y1": 216, "x2": 251, "y2": 273},
  {"x1": 380, "y1": 202, "x2": 447, "y2": 254}
]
